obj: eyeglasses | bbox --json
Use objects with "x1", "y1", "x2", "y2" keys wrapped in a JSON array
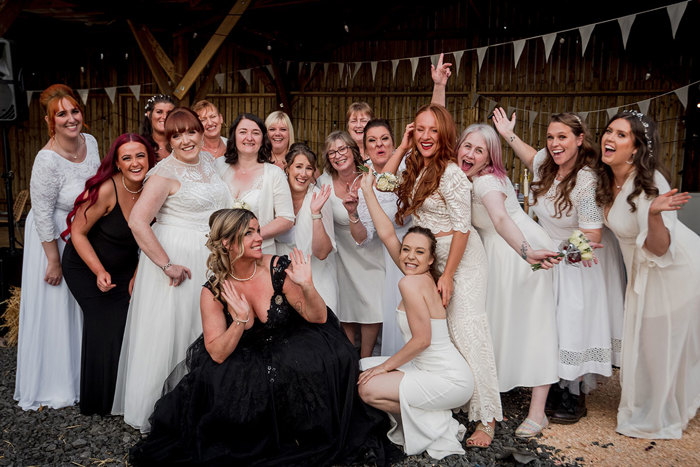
[
  {"x1": 328, "y1": 146, "x2": 349, "y2": 159},
  {"x1": 349, "y1": 119, "x2": 370, "y2": 125}
]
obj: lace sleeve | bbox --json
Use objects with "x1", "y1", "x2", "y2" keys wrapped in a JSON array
[
  {"x1": 573, "y1": 168, "x2": 603, "y2": 228},
  {"x1": 531, "y1": 148, "x2": 548, "y2": 181},
  {"x1": 30, "y1": 151, "x2": 63, "y2": 242},
  {"x1": 441, "y1": 164, "x2": 472, "y2": 233}
]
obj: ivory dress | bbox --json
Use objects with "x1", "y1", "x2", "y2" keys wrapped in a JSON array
[
  {"x1": 112, "y1": 152, "x2": 232, "y2": 432},
  {"x1": 606, "y1": 171, "x2": 700, "y2": 439},
  {"x1": 14, "y1": 134, "x2": 101, "y2": 410},
  {"x1": 319, "y1": 172, "x2": 385, "y2": 325},
  {"x1": 411, "y1": 162, "x2": 502, "y2": 423},
  {"x1": 360, "y1": 309, "x2": 473, "y2": 459},
  {"x1": 275, "y1": 184, "x2": 339, "y2": 313},
  {"x1": 471, "y1": 173, "x2": 559, "y2": 392},
  {"x1": 357, "y1": 187, "x2": 412, "y2": 356},
  {"x1": 530, "y1": 149, "x2": 613, "y2": 391}
]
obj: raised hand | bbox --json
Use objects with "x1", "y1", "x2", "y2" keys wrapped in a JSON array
[
  {"x1": 360, "y1": 171, "x2": 375, "y2": 195},
  {"x1": 492, "y1": 107, "x2": 517, "y2": 139},
  {"x1": 285, "y1": 247, "x2": 313, "y2": 287},
  {"x1": 398, "y1": 122, "x2": 415, "y2": 152},
  {"x1": 650, "y1": 189, "x2": 691, "y2": 216},
  {"x1": 97, "y1": 270, "x2": 117, "y2": 292},
  {"x1": 221, "y1": 278, "x2": 251, "y2": 323},
  {"x1": 310, "y1": 184, "x2": 332, "y2": 215},
  {"x1": 431, "y1": 53, "x2": 452, "y2": 86},
  {"x1": 342, "y1": 181, "x2": 360, "y2": 216}
]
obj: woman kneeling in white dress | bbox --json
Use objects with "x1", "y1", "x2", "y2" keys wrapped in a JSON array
[{"x1": 357, "y1": 172, "x2": 474, "y2": 459}]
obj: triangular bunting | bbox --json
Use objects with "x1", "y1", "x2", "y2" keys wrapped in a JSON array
[
  {"x1": 667, "y1": 2, "x2": 687, "y2": 39},
  {"x1": 487, "y1": 99, "x2": 497, "y2": 115},
  {"x1": 104, "y1": 86, "x2": 117, "y2": 104},
  {"x1": 674, "y1": 85, "x2": 689, "y2": 109},
  {"x1": 579, "y1": 24, "x2": 595, "y2": 57},
  {"x1": 409, "y1": 57, "x2": 420, "y2": 82},
  {"x1": 239, "y1": 69, "x2": 251, "y2": 87},
  {"x1": 579, "y1": 111, "x2": 589, "y2": 122},
  {"x1": 618, "y1": 14, "x2": 636, "y2": 50},
  {"x1": 351, "y1": 62, "x2": 362, "y2": 80},
  {"x1": 77, "y1": 89, "x2": 89, "y2": 106},
  {"x1": 637, "y1": 99, "x2": 650, "y2": 115},
  {"x1": 309, "y1": 62, "x2": 317, "y2": 77},
  {"x1": 129, "y1": 85, "x2": 141, "y2": 101},
  {"x1": 430, "y1": 54, "x2": 440, "y2": 69},
  {"x1": 286, "y1": 61, "x2": 291, "y2": 74},
  {"x1": 370, "y1": 61, "x2": 378, "y2": 83},
  {"x1": 528, "y1": 110, "x2": 538, "y2": 130},
  {"x1": 323, "y1": 63, "x2": 329, "y2": 80},
  {"x1": 215, "y1": 73, "x2": 225, "y2": 89},
  {"x1": 477, "y1": 46, "x2": 488, "y2": 72},
  {"x1": 297, "y1": 62, "x2": 305, "y2": 77},
  {"x1": 542, "y1": 33, "x2": 556, "y2": 62},
  {"x1": 453, "y1": 50, "x2": 464, "y2": 76},
  {"x1": 391, "y1": 59, "x2": 400, "y2": 81},
  {"x1": 26, "y1": 90, "x2": 33, "y2": 107},
  {"x1": 507, "y1": 106, "x2": 515, "y2": 118},
  {"x1": 513, "y1": 39, "x2": 526, "y2": 68},
  {"x1": 266, "y1": 64, "x2": 275, "y2": 80},
  {"x1": 470, "y1": 93, "x2": 480, "y2": 108},
  {"x1": 607, "y1": 107, "x2": 619, "y2": 120},
  {"x1": 338, "y1": 63, "x2": 345, "y2": 81}
]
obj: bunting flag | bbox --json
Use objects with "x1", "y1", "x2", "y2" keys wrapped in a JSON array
[
  {"x1": 370, "y1": 61, "x2": 378, "y2": 83},
  {"x1": 513, "y1": 39, "x2": 527, "y2": 68},
  {"x1": 129, "y1": 85, "x2": 141, "y2": 101},
  {"x1": 239, "y1": 69, "x2": 251, "y2": 87},
  {"x1": 542, "y1": 33, "x2": 557, "y2": 62},
  {"x1": 104, "y1": 86, "x2": 117, "y2": 104},
  {"x1": 265, "y1": 64, "x2": 275, "y2": 79},
  {"x1": 430, "y1": 54, "x2": 440, "y2": 69},
  {"x1": 410, "y1": 57, "x2": 420, "y2": 82},
  {"x1": 477, "y1": 46, "x2": 488, "y2": 72},
  {"x1": 579, "y1": 24, "x2": 595, "y2": 57},
  {"x1": 391, "y1": 59, "x2": 400, "y2": 81},
  {"x1": 507, "y1": 106, "x2": 516, "y2": 118},
  {"x1": 578, "y1": 111, "x2": 589, "y2": 122},
  {"x1": 487, "y1": 99, "x2": 498, "y2": 115},
  {"x1": 77, "y1": 89, "x2": 89, "y2": 105},
  {"x1": 26, "y1": 90, "x2": 33, "y2": 107},
  {"x1": 528, "y1": 110, "x2": 538, "y2": 130},
  {"x1": 667, "y1": 2, "x2": 687, "y2": 39},
  {"x1": 637, "y1": 99, "x2": 651, "y2": 115},
  {"x1": 338, "y1": 62, "x2": 345, "y2": 81},
  {"x1": 452, "y1": 50, "x2": 464, "y2": 76},
  {"x1": 470, "y1": 93, "x2": 480, "y2": 108},
  {"x1": 297, "y1": 62, "x2": 305, "y2": 78},
  {"x1": 674, "y1": 85, "x2": 688, "y2": 109},
  {"x1": 309, "y1": 62, "x2": 317, "y2": 77},
  {"x1": 607, "y1": 107, "x2": 619, "y2": 120},
  {"x1": 618, "y1": 14, "x2": 636, "y2": 50},
  {"x1": 351, "y1": 62, "x2": 362, "y2": 80},
  {"x1": 323, "y1": 63, "x2": 329, "y2": 80},
  {"x1": 213, "y1": 72, "x2": 224, "y2": 89},
  {"x1": 286, "y1": 61, "x2": 291, "y2": 74}
]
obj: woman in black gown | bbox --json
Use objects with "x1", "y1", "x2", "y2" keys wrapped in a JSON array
[
  {"x1": 61, "y1": 133, "x2": 155, "y2": 415},
  {"x1": 130, "y1": 208, "x2": 387, "y2": 466}
]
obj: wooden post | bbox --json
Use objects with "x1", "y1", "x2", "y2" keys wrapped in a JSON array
[{"x1": 173, "y1": 0, "x2": 251, "y2": 100}]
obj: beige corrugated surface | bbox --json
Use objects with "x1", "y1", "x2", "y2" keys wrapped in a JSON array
[{"x1": 540, "y1": 369, "x2": 700, "y2": 466}]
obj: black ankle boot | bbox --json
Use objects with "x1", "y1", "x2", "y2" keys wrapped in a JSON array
[
  {"x1": 550, "y1": 390, "x2": 587, "y2": 424},
  {"x1": 545, "y1": 385, "x2": 565, "y2": 416}
]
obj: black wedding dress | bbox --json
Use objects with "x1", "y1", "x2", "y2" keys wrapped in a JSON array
[{"x1": 130, "y1": 255, "x2": 388, "y2": 466}]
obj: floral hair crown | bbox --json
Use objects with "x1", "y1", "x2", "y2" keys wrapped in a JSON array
[
  {"x1": 623, "y1": 109, "x2": 653, "y2": 158},
  {"x1": 144, "y1": 94, "x2": 173, "y2": 118}
]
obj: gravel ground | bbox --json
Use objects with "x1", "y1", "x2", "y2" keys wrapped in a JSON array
[{"x1": 0, "y1": 344, "x2": 569, "y2": 466}]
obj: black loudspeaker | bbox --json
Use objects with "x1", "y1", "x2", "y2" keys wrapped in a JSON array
[
  {"x1": 0, "y1": 247, "x2": 22, "y2": 336},
  {"x1": 0, "y1": 38, "x2": 25, "y2": 123}
]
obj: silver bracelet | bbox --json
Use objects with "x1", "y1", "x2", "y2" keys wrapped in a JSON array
[
  {"x1": 160, "y1": 261, "x2": 172, "y2": 271},
  {"x1": 311, "y1": 212, "x2": 323, "y2": 220},
  {"x1": 235, "y1": 315, "x2": 250, "y2": 325}
]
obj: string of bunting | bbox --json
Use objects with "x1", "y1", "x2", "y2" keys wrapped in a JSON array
[{"x1": 25, "y1": 1, "x2": 691, "y2": 117}]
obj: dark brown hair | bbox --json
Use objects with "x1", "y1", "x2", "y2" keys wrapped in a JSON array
[{"x1": 403, "y1": 226, "x2": 440, "y2": 283}]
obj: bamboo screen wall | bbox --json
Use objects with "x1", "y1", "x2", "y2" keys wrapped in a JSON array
[{"x1": 2, "y1": 2, "x2": 694, "y2": 209}]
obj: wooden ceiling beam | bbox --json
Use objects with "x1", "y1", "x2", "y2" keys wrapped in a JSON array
[
  {"x1": 127, "y1": 19, "x2": 173, "y2": 95},
  {"x1": 0, "y1": 0, "x2": 23, "y2": 36},
  {"x1": 173, "y1": 0, "x2": 251, "y2": 100},
  {"x1": 139, "y1": 25, "x2": 177, "y2": 82}
]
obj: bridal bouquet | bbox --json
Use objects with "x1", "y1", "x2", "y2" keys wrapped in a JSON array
[
  {"x1": 357, "y1": 165, "x2": 399, "y2": 192},
  {"x1": 232, "y1": 199, "x2": 251, "y2": 211},
  {"x1": 531, "y1": 229, "x2": 594, "y2": 271}
]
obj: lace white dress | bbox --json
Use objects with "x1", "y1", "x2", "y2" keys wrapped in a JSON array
[
  {"x1": 360, "y1": 310, "x2": 473, "y2": 459},
  {"x1": 471, "y1": 174, "x2": 559, "y2": 392},
  {"x1": 14, "y1": 134, "x2": 101, "y2": 410},
  {"x1": 357, "y1": 187, "x2": 412, "y2": 356},
  {"x1": 411, "y1": 162, "x2": 502, "y2": 423},
  {"x1": 319, "y1": 173, "x2": 385, "y2": 324},
  {"x1": 112, "y1": 152, "x2": 232, "y2": 432},
  {"x1": 530, "y1": 149, "x2": 613, "y2": 390},
  {"x1": 606, "y1": 171, "x2": 700, "y2": 439},
  {"x1": 275, "y1": 184, "x2": 339, "y2": 313}
]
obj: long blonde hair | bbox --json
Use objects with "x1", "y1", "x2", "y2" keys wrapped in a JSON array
[{"x1": 205, "y1": 209, "x2": 259, "y2": 298}]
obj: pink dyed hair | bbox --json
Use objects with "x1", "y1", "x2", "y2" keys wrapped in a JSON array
[{"x1": 457, "y1": 123, "x2": 507, "y2": 180}]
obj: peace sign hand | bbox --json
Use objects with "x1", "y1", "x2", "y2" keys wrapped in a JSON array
[{"x1": 431, "y1": 53, "x2": 452, "y2": 86}]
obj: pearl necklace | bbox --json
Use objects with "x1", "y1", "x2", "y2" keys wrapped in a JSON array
[
  {"x1": 121, "y1": 174, "x2": 144, "y2": 200},
  {"x1": 229, "y1": 262, "x2": 257, "y2": 281}
]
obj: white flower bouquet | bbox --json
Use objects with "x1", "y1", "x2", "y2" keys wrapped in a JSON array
[
  {"x1": 231, "y1": 199, "x2": 252, "y2": 211},
  {"x1": 357, "y1": 165, "x2": 399, "y2": 192},
  {"x1": 531, "y1": 229, "x2": 594, "y2": 271}
]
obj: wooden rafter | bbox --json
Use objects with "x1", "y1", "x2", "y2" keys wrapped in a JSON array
[
  {"x1": 140, "y1": 25, "x2": 177, "y2": 82},
  {"x1": 0, "y1": 0, "x2": 23, "y2": 37},
  {"x1": 173, "y1": 0, "x2": 251, "y2": 99},
  {"x1": 127, "y1": 19, "x2": 173, "y2": 94}
]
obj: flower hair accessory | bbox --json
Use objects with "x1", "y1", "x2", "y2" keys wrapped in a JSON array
[
  {"x1": 623, "y1": 109, "x2": 653, "y2": 158},
  {"x1": 144, "y1": 94, "x2": 173, "y2": 118}
]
